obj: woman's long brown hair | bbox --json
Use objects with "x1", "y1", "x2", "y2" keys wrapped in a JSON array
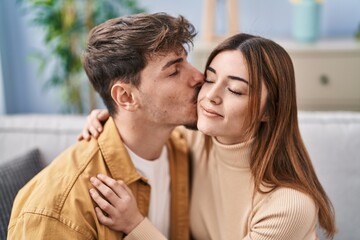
[{"x1": 204, "y1": 33, "x2": 336, "y2": 239}]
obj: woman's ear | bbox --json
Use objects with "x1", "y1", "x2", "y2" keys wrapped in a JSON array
[{"x1": 111, "y1": 83, "x2": 138, "y2": 111}]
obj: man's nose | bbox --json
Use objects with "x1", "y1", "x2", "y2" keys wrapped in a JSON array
[{"x1": 189, "y1": 65, "x2": 205, "y2": 87}]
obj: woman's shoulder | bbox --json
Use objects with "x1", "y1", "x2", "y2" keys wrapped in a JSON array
[
  {"x1": 253, "y1": 186, "x2": 318, "y2": 223},
  {"x1": 262, "y1": 187, "x2": 317, "y2": 216},
  {"x1": 271, "y1": 187, "x2": 315, "y2": 204},
  {"x1": 249, "y1": 187, "x2": 318, "y2": 239}
]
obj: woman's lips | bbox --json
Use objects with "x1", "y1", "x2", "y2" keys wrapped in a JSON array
[{"x1": 200, "y1": 105, "x2": 223, "y2": 118}]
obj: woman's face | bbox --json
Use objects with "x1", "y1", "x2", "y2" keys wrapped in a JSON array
[{"x1": 197, "y1": 50, "x2": 268, "y2": 145}]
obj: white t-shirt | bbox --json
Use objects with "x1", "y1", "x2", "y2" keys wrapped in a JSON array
[{"x1": 125, "y1": 145, "x2": 170, "y2": 238}]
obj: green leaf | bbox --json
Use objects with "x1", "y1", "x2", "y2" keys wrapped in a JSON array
[{"x1": 16, "y1": 0, "x2": 147, "y2": 113}]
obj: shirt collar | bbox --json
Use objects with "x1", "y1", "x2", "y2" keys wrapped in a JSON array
[{"x1": 97, "y1": 117, "x2": 144, "y2": 184}]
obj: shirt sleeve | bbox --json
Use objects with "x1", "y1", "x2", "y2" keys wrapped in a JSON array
[
  {"x1": 243, "y1": 188, "x2": 318, "y2": 240},
  {"x1": 124, "y1": 218, "x2": 167, "y2": 240},
  {"x1": 7, "y1": 213, "x2": 93, "y2": 240}
]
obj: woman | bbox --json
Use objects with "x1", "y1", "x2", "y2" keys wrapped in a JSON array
[{"x1": 83, "y1": 33, "x2": 336, "y2": 239}]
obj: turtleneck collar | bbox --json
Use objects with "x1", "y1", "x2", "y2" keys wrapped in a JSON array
[{"x1": 212, "y1": 137, "x2": 253, "y2": 169}]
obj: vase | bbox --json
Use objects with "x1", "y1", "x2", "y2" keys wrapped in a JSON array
[{"x1": 292, "y1": 0, "x2": 321, "y2": 43}]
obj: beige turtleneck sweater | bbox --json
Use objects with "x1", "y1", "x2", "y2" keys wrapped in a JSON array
[{"x1": 185, "y1": 129, "x2": 318, "y2": 240}]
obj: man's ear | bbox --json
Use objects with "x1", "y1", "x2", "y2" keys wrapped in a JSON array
[{"x1": 111, "y1": 83, "x2": 138, "y2": 111}]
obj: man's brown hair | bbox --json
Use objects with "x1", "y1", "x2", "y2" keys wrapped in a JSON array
[{"x1": 83, "y1": 12, "x2": 197, "y2": 115}]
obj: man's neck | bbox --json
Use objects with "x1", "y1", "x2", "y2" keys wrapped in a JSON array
[{"x1": 113, "y1": 116, "x2": 174, "y2": 160}]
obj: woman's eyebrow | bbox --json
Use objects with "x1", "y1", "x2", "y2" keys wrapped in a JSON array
[
  {"x1": 228, "y1": 75, "x2": 249, "y2": 85},
  {"x1": 206, "y1": 66, "x2": 216, "y2": 74},
  {"x1": 206, "y1": 66, "x2": 248, "y2": 84}
]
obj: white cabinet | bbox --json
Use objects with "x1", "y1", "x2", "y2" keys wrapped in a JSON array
[
  {"x1": 280, "y1": 39, "x2": 360, "y2": 111},
  {"x1": 192, "y1": 38, "x2": 360, "y2": 111}
]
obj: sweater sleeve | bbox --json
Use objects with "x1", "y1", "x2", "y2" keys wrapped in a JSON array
[
  {"x1": 244, "y1": 188, "x2": 318, "y2": 240},
  {"x1": 124, "y1": 218, "x2": 167, "y2": 240}
]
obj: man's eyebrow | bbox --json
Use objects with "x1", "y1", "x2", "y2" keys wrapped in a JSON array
[
  {"x1": 206, "y1": 66, "x2": 249, "y2": 84},
  {"x1": 162, "y1": 57, "x2": 183, "y2": 71}
]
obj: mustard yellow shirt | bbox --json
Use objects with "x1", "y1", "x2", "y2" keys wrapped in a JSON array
[{"x1": 8, "y1": 117, "x2": 190, "y2": 240}]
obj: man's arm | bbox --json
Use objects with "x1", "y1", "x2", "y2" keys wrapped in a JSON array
[{"x1": 8, "y1": 213, "x2": 93, "y2": 240}]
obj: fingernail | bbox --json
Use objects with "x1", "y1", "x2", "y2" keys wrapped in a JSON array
[
  {"x1": 97, "y1": 173, "x2": 104, "y2": 179},
  {"x1": 90, "y1": 177, "x2": 95, "y2": 183}
]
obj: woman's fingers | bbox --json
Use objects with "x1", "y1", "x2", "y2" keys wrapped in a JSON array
[
  {"x1": 89, "y1": 188, "x2": 115, "y2": 215},
  {"x1": 90, "y1": 176, "x2": 125, "y2": 207},
  {"x1": 81, "y1": 127, "x2": 91, "y2": 141},
  {"x1": 96, "y1": 174, "x2": 129, "y2": 201},
  {"x1": 87, "y1": 110, "x2": 104, "y2": 138},
  {"x1": 89, "y1": 174, "x2": 144, "y2": 233},
  {"x1": 94, "y1": 206, "x2": 114, "y2": 226},
  {"x1": 120, "y1": 179, "x2": 136, "y2": 200},
  {"x1": 90, "y1": 174, "x2": 130, "y2": 209},
  {"x1": 89, "y1": 109, "x2": 109, "y2": 134},
  {"x1": 97, "y1": 109, "x2": 110, "y2": 122},
  {"x1": 78, "y1": 109, "x2": 109, "y2": 141},
  {"x1": 89, "y1": 126, "x2": 100, "y2": 138},
  {"x1": 77, "y1": 133, "x2": 84, "y2": 141}
]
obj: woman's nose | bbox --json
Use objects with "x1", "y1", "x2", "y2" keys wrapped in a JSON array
[{"x1": 206, "y1": 85, "x2": 222, "y2": 105}]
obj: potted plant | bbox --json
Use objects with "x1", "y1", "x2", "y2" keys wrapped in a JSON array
[{"x1": 18, "y1": 0, "x2": 145, "y2": 113}]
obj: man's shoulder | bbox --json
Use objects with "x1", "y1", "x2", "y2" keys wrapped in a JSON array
[
  {"x1": 54, "y1": 138, "x2": 101, "y2": 168},
  {"x1": 11, "y1": 139, "x2": 103, "y2": 219},
  {"x1": 8, "y1": 138, "x2": 108, "y2": 239}
]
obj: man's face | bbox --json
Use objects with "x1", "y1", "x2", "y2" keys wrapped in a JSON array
[{"x1": 135, "y1": 50, "x2": 204, "y2": 129}]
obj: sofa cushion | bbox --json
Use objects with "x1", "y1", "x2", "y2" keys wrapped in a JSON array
[{"x1": 0, "y1": 148, "x2": 44, "y2": 240}]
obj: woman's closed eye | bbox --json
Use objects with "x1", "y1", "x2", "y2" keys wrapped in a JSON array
[
  {"x1": 205, "y1": 79, "x2": 244, "y2": 96},
  {"x1": 228, "y1": 88, "x2": 243, "y2": 96},
  {"x1": 204, "y1": 79, "x2": 215, "y2": 83}
]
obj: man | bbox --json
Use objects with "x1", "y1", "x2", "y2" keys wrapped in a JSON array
[{"x1": 8, "y1": 13, "x2": 203, "y2": 240}]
